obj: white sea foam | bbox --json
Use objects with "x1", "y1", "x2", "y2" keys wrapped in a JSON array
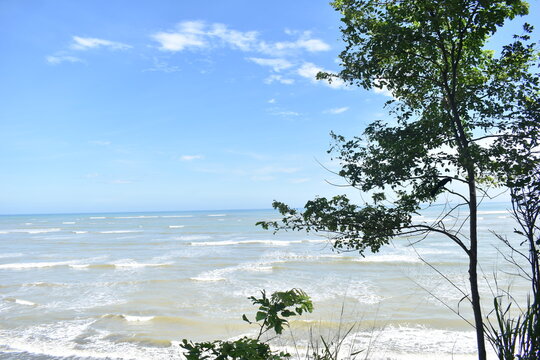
[
  {"x1": 477, "y1": 210, "x2": 509, "y2": 215},
  {"x1": 114, "y1": 215, "x2": 159, "y2": 219},
  {"x1": 175, "y1": 235, "x2": 212, "y2": 241},
  {"x1": 168, "y1": 225, "x2": 185, "y2": 228},
  {"x1": 62, "y1": 222, "x2": 76, "y2": 224},
  {"x1": 89, "y1": 216, "x2": 106, "y2": 219},
  {"x1": 278, "y1": 326, "x2": 478, "y2": 360},
  {"x1": 208, "y1": 214, "x2": 226, "y2": 217},
  {"x1": 14, "y1": 298, "x2": 37, "y2": 306},
  {"x1": 123, "y1": 315, "x2": 155, "y2": 322},
  {"x1": 0, "y1": 228, "x2": 62, "y2": 234},
  {"x1": 162, "y1": 215, "x2": 193, "y2": 218},
  {"x1": 358, "y1": 254, "x2": 421, "y2": 263},
  {"x1": 0, "y1": 319, "x2": 183, "y2": 360},
  {"x1": 0, "y1": 252, "x2": 24, "y2": 259},
  {"x1": 72, "y1": 230, "x2": 88, "y2": 234},
  {"x1": 0, "y1": 261, "x2": 75, "y2": 270},
  {"x1": 191, "y1": 261, "x2": 274, "y2": 282},
  {"x1": 189, "y1": 239, "x2": 326, "y2": 247},
  {"x1": 99, "y1": 230, "x2": 143, "y2": 234}
]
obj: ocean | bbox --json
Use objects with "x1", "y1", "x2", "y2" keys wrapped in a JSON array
[{"x1": 0, "y1": 204, "x2": 529, "y2": 359}]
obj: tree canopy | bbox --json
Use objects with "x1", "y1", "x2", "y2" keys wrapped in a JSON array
[{"x1": 258, "y1": 1, "x2": 539, "y2": 359}]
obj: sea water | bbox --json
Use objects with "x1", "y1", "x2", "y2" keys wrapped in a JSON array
[{"x1": 0, "y1": 203, "x2": 529, "y2": 359}]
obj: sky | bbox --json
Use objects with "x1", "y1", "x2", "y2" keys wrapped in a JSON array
[{"x1": 0, "y1": 0, "x2": 538, "y2": 215}]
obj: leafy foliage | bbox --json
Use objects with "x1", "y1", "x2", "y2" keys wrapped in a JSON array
[
  {"x1": 180, "y1": 289, "x2": 313, "y2": 360},
  {"x1": 180, "y1": 337, "x2": 290, "y2": 360},
  {"x1": 258, "y1": 1, "x2": 539, "y2": 360},
  {"x1": 244, "y1": 288, "x2": 313, "y2": 338}
]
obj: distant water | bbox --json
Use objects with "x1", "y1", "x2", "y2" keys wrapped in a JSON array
[{"x1": 0, "y1": 204, "x2": 528, "y2": 359}]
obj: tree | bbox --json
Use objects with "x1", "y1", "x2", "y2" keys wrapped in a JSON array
[{"x1": 257, "y1": 1, "x2": 539, "y2": 360}]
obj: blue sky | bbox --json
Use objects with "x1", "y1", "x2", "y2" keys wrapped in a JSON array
[{"x1": 0, "y1": 0, "x2": 538, "y2": 214}]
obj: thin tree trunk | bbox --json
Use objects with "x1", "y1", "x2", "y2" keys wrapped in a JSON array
[{"x1": 469, "y1": 176, "x2": 487, "y2": 360}]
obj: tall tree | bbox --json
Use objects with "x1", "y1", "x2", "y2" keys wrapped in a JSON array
[{"x1": 258, "y1": 1, "x2": 538, "y2": 359}]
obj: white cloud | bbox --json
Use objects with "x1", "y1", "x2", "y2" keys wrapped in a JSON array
[
  {"x1": 264, "y1": 74, "x2": 295, "y2": 85},
  {"x1": 372, "y1": 79, "x2": 394, "y2": 97},
  {"x1": 152, "y1": 21, "x2": 208, "y2": 51},
  {"x1": 71, "y1": 36, "x2": 131, "y2": 51},
  {"x1": 291, "y1": 178, "x2": 310, "y2": 184},
  {"x1": 46, "y1": 55, "x2": 83, "y2": 65},
  {"x1": 180, "y1": 154, "x2": 204, "y2": 161},
  {"x1": 325, "y1": 106, "x2": 349, "y2": 114},
  {"x1": 297, "y1": 62, "x2": 346, "y2": 89},
  {"x1": 151, "y1": 21, "x2": 329, "y2": 58},
  {"x1": 247, "y1": 57, "x2": 293, "y2": 72},
  {"x1": 271, "y1": 110, "x2": 301, "y2": 117},
  {"x1": 209, "y1": 23, "x2": 258, "y2": 51},
  {"x1": 258, "y1": 31, "x2": 330, "y2": 56},
  {"x1": 152, "y1": 21, "x2": 258, "y2": 52},
  {"x1": 268, "y1": 98, "x2": 276, "y2": 104}
]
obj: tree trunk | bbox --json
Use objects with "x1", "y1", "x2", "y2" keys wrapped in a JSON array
[{"x1": 469, "y1": 177, "x2": 487, "y2": 360}]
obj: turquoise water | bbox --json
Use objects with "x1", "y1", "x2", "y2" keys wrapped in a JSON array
[{"x1": 0, "y1": 204, "x2": 528, "y2": 359}]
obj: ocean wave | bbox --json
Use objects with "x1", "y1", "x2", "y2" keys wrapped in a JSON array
[
  {"x1": 89, "y1": 216, "x2": 106, "y2": 219},
  {"x1": 357, "y1": 254, "x2": 421, "y2": 263},
  {"x1": 161, "y1": 215, "x2": 193, "y2": 218},
  {"x1": 0, "y1": 252, "x2": 24, "y2": 259},
  {"x1": 5, "y1": 297, "x2": 37, "y2": 306},
  {"x1": 0, "y1": 261, "x2": 75, "y2": 270},
  {"x1": 174, "y1": 235, "x2": 212, "y2": 241},
  {"x1": 72, "y1": 230, "x2": 88, "y2": 234},
  {"x1": 99, "y1": 230, "x2": 143, "y2": 234},
  {"x1": 70, "y1": 262, "x2": 172, "y2": 270},
  {"x1": 208, "y1": 214, "x2": 226, "y2": 217},
  {"x1": 191, "y1": 262, "x2": 274, "y2": 282},
  {"x1": 62, "y1": 222, "x2": 76, "y2": 225},
  {"x1": 101, "y1": 314, "x2": 155, "y2": 322},
  {"x1": 0, "y1": 228, "x2": 62, "y2": 234},
  {"x1": 189, "y1": 239, "x2": 326, "y2": 247},
  {"x1": 477, "y1": 210, "x2": 509, "y2": 215},
  {"x1": 114, "y1": 215, "x2": 159, "y2": 219},
  {"x1": 168, "y1": 225, "x2": 185, "y2": 228}
]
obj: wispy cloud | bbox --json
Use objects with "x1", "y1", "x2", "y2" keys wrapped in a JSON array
[
  {"x1": 151, "y1": 21, "x2": 329, "y2": 57},
  {"x1": 180, "y1": 154, "x2": 204, "y2": 161},
  {"x1": 46, "y1": 55, "x2": 83, "y2": 65},
  {"x1": 268, "y1": 98, "x2": 276, "y2": 104},
  {"x1": 297, "y1": 62, "x2": 346, "y2": 89},
  {"x1": 143, "y1": 58, "x2": 180, "y2": 73},
  {"x1": 325, "y1": 106, "x2": 349, "y2": 114},
  {"x1": 270, "y1": 109, "x2": 301, "y2": 117},
  {"x1": 71, "y1": 36, "x2": 131, "y2": 51},
  {"x1": 258, "y1": 31, "x2": 330, "y2": 56},
  {"x1": 247, "y1": 57, "x2": 293, "y2": 72},
  {"x1": 264, "y1": 74, "x2": 294, "y2": 85}
]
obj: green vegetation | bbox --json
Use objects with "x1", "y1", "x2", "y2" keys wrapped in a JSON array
[
  {"x1": 180, "y1": 289, "x2": 367, "y2": 360},
  {"x1": 180, "y1": 289, "x2": 312, "y2": 360},
  {"x1": 486, "y1": 169, "x2": 539, "y2": 359},
  {"x1": 258, "y1": 1, "x2": 539, "y2": 360}
]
